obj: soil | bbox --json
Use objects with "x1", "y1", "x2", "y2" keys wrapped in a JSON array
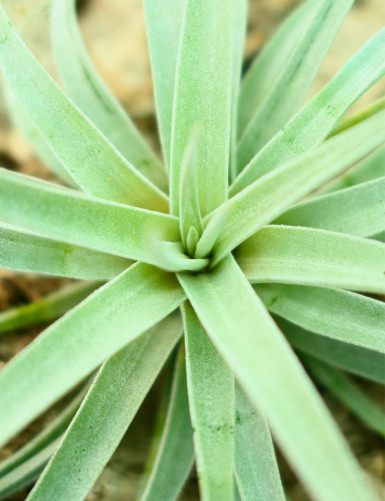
[{"x1": 0, "y1": 1, "x2": 384, "y2": 499}]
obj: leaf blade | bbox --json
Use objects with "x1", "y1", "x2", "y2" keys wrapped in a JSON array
[
  {"x1": 0, "y1": 263, "x2": 185, "y2": 447},
  {"x1": 178, "y1": 255, "x2": 378, "y2": 501},
  {"x1": 27, "y1": 315, "x2": 182, "y2": 501}
]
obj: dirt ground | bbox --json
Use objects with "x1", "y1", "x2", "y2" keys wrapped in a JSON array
[{"x1": 0, "y1": 1, "x2": 384, "y2": 499}]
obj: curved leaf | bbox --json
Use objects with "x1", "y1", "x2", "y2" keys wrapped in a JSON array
[
  {"x1": 178, "y1": 255, "x2": 377, "y2": 501},
  {"x1": 0, "y1": 4, "x2": 167, "y2": 210},
  {"x1": 0, "y1": 262, "x2": 185, "y2": 447},
  {"x1": 238, "y1": 226, "x2": 385, "y2": 294},
  {"x1": 51, "y1": 0, "x2": 167, "y2": 191},
  {"x1": 27, "y1": 315, "x2": 182, "y2": 501}
]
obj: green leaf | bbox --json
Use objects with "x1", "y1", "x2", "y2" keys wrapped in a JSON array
[
  {"x1": 235, "y1": 384, "x2": 284, "y2": 501},
  {"x1": 329, "y1": 96, "x2": 385, "y2": 138},
  {"x1": 143, "y1": 0, "x2": 186, "y2": 166},
  {"x1": 0, "y1": 168, "x2": 179, "y2": 268},
  {"x1": 232, "y1": 28, "x2": 385, "y2": 193},
  {"x1": 51, "y1": 0, "x2": 167, "y2": 192},
  {"x1": 207, "y1": 110, "x2": 385, "y2": 263},
  {"x1": 326, "y1": 145, "x2": 385, "y2": 192},
  {"x1": 140, "y1": 345, "x2": 194, "y2": 501},
  {"x1": 2, "y1": 83, "x2": 76, "y2": 185},
  {"x1": 304, "y1": 356, "x2": 385, "y2": 437},
  {"x1": 183, "y1": 303, "x2": 234, "y2": 501},
  {"x1": 237, "y1": 0, "x2": 316, "y2": 136},
  {"x1": 178, "y1": 255, "x2": 378, "y2": 501},
  {"x1": 0, "y1": 4, "x2": 168, "y2": 210},
  {"x1": 27, "y1": 315, "x2": 182, "y2": 501},
  {"x1": 237, "y1": 0, "x2": 354, "y2": 168},
  {"x1": 170, "y1": 0, "x2": 232, "y2": 216},
  {"x1": 279, "y1": 318, "x2": 385, "y2": 384},
  {"x1": 0, "y1": 282, "x2": 97, "y2": 335},
  {"x1": 229, "y1": 0, "x2": 247, "y2": 181},
  {"x1": 238, "y1": 226, "x2": 385, "y2": 294},
  {"x1": 179, "y1": 129, "x2": 203, "y2": 248},
  {"x1": 0, "y1": 222, "x2": 130, "y2": 280},
  {"x1": 275, "y1": 177, "x2": 385, "y2": 237},
  {"x1": 0, "y1": 390, "x2": 85, "y2": 478},
  {"x1": 0, "y1": 438, "x2": 60, "y2": 501},
  {"x1": 0, "y1": 262, "x2": 185, "y2": 447},
  {"x1": 255, "y1": 283, "x2": 385, "y2": 354}
]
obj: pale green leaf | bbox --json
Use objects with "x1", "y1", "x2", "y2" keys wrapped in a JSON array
[
  {"x1": 232, "y1": 28, "x2": 385, "y2": 193},
  {"x1": 238, "y1": 226, "x2": 385, "y2": 294},
  {"x1": 279, "y1": 318, "x2": 384, "y2": 384},
  {"x1": 329, "y1": 96, "x2": 385, "y2": 138},
  {"x1": 255, "y1": 283, "x2": 385, "y2": 354},
  {"x1": 326, "y1": 145, "x2": 385, "y2": 192},
  {"x1": 229, "y1": 0, "x2": 247, "y2": 181},
  {"x1": 0, "y1": 168, "x2": 179, "y2": 268},
  {"x1": 0, "y1": 439, "x2": 60, "y2": 501},
  {"x1": 237, "y1": 0, "x2": 316, "y2": 135},
  {"x1": 0, "y1": 391, "x2": 85, "y2": 478},
  {"x1": 0, "y1": 262, "x2": 185, "y2": 447},
  {"x1": 275, "y1": 177, "x2": 385, "y2": 237},
  {"x1": 0, "y1": 282, "x2": 97, "y2": 335},
  {"x1": 179, "y1": 129, "x2": 203, "y2": 248},
  {"x1": 305, "y1": 356, "x2": 385, "y2": 437},
  {"x1": 140, "y1": 345, "x2": 194, "y2": 501},
  {"x1": 0, "y1": 4, "x2": 168, "y2": 210},
  {"x1": 27, "y1": 315, "x2": 182, "y2": 501},
  {"x1": 170, "y1": 0, "x2": 232, "y2": 216},
  {"x1": 2, "y1": 83, "x2": 76, "y2": 185},
  {"x1": 178, "y1": 255, "x2": 377, "y2": 501},
  {"x1": 235, "y1": 384, "x2": 284, "y2": 501},
  {"x1": 0, "y1": 221, "x2": 130, "y2": 279},
  {"x1": 237, "y1": 0, "x2": 354, "y2": 168},
  {"x1": 143, "y1": 0, "x2": 186, "y2": 166},
  {"x1": 183, "y1": 303, "x2": 234, "y2": 501},
  {"x1": 208, "y1": 110, "x2": 385, "y2": 264},
  {"x1": 51, "y1": 0, "x2": 167, "y2": 192}
]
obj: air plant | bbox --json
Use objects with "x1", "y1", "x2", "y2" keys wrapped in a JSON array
[{"x1": 0, "y1": 0, "x2": 384, "y2": 500}]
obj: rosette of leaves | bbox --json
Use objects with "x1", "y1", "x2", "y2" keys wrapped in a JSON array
[{"x1": 0, "y1": 0, "x2": 384, "y2": 500}]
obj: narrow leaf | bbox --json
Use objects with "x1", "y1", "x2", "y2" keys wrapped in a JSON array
[
  {"x1": 209, "y1": 110, "x2": 385, "y2": 263},
  {"x1": 0, "y1": 391, "x2": 85, "y2": 477},
  {"x1": 0, "y1": 222, "x2": 130, "y2": 280},
  {"x1": 178, "y1": 255, "x2": 378, "y2": 501},
  {"x1": 0, "y1": 439, "x2": 60, "y2": 501},
  {"x1": 237, "y1": 0, "x2": 354, "y2": 167},
  {"x1": 305, "y1": 356, "x2": 385, "y2": 437},
  {"x1": 170, "y1": 0, "x2": 232, "y2": 216},
  {"x1": 51, "y1": 0, "x2": 167, "y2": 191},
  {"x1": 27, "y1": 315, "x2": 182, "y2": 501},
  {"x1": 0, "y1": 4, "x2": 167, "y2": 210},
  {"x1": 232, "y1": 28, "x2": 385, "y2": 193},
  {"x1": 237, "y1": 0, "x2": 316, "y2": 135},
  {"x1": 179, "y1": 129, "x2": 203, "y2": 248},
  {"x1": 140, "y1": 345, "x2": 194, "y2": 501},
  {"x1": 278, "y1": 318, "x2": 385, "y2": 384},
  {"x1": 0, "y1": 262, "x2": 185, "y2": 447},
  {"x1": 255, "y1": 283, "x2": 385, "y2": 354},
  {"x1": 229, "y1": 0, "x2": 248, "y2": 181},
  {"x1": 275, "y1": 177, "x2": 385, "y2": 237},
  {"x1": 235, "y1": 384, "x2": 284, "y2": 501},
  {"x1": 238, "y1": 226, "x2": 385, "y2": 294},
  {"x1": 0, "y1": 168, "x2": 179, "y2": 268},
  {"x1": 183, "y1": 303, "x2": 234, "y2": 501},
  {"x1": 143, "y1": 0, "x2": 186, "y2": 166},
  {"x1": 0, "y1": 282, "x2": 97, "y2": 336},
  {"x1": 2, "y1": 84, "x2": 76, "y2": 185}
]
